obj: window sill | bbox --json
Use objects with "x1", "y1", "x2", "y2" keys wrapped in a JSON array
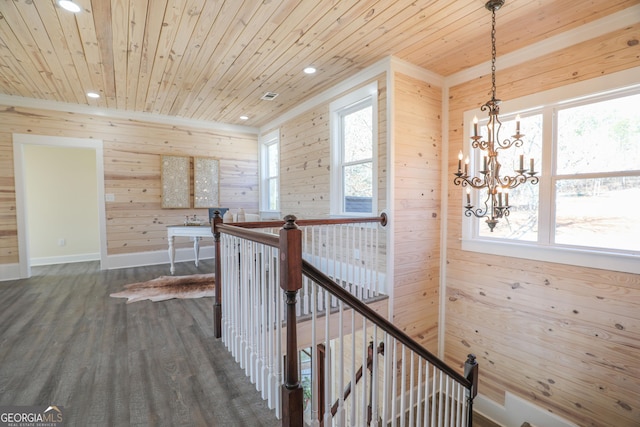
[
  {"x1": 259, "y1": 211, "x2": 282, "y2": 220},
  {"x1": 461, "y1": 238, "x2": 639, "y2": 275}
]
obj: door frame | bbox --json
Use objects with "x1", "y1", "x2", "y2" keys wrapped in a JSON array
[{"x1": 12, "y1": 134, "x2": 107, "y2": 278}]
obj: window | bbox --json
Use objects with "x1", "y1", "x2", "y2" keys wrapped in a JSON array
[
  {"x1": 461, "y1": 72, "x2": 640, "y2": 274},
  {"x1": 553, "y1": 93, "x2": 640, "y2": 252},
  {"x1": 331, "y1": 83, "x2": 378, "y2": 216},
  {"x1": 260, "y1": 130, "x2": 279, "y2": 214}
]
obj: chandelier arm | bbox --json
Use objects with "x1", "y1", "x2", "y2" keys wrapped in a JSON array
[
  {"x1": 465, "y1": 207, "x2": 488, "y2": 219},
  {"x1": 495, "y1": 137, "x2": 523, "y2": 150},
  {"x1": 454, "y1": 175, "x2": 492, "y2": 190},
  {"x1": 470, "y1": 190, "x2": 502, "y2": 226},
  {"x1": 497, "y1": 175, "x2": 515, "y2": 188},
  {"x1": 465, "y1": 197, "x2": 491, "y2": 219},
  {"x1": 471, "y1": 139, "x2": 491, "y2": 151},
  {"x1": 499, "y1": 172, "x2": 538, "y2": 188}
]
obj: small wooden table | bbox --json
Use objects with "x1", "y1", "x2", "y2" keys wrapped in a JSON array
[{"x1": 167, "y1": 225, "x2": 213, "y2": 274}]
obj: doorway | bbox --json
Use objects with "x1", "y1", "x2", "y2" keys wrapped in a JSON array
[{"x1": 13, "y1": 134, "x2": 107, "y2": 278}]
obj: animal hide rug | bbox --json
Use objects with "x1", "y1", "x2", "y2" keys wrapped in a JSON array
[{"x1": 110, "y1": 273, "x2": 215, "y2": 303}]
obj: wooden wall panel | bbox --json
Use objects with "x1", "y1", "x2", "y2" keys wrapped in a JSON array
[
  {"x1": 445, "y1": 25, "x2": 640, "y2": 427},
  {"x1": 277, "y1": 76, "x2": 387, "y2": 220},
  {"x1": 0, "y1": 133, "x2": 17, "y2": 261},
  {"x1": 0, "y1": 105, "x2": 258, "y2": 264},
  {"x1": 393, "y1": 72, "x2": 442, "y2": 352}
]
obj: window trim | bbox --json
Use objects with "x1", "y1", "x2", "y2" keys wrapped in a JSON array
[
  {"x1": 259, "y1": 129, "x2": 280, "y2": 217},
  {"x1": 460, "y1": 68, "x2": 640, "y2": 274},
  {"x1": 330, "y1": 82, "x2": 378, "y2": 217}
]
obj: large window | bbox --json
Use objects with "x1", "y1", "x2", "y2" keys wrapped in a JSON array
[
  {"x1": 462, "y1": 74, "x2": 640, "y2": 274},
  {"x1": 553, "y1": 93, "x2": 640, "y2": 252},
  {"x1": 330, "y1": 83, "x2": 378, "y2": 216},
  {"x1": 260, "y1": 130, "x2": 279, "y2": 215}
]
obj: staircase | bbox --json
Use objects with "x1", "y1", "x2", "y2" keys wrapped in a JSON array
[{"x1": 211, "y1": 213, "x2": 478, "y2": 426}]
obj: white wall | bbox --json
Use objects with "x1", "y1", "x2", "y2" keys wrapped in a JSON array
[{"x1": 23, "y1": 144, "x2": 100, "y2": 265}]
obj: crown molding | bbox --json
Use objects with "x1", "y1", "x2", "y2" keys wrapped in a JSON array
[
  {"x1": 260, "y1": 56, "x2": 392, "y2": 134},
  {"x1": 0, "y1": 94, "x2": 259, "y2": 135}
]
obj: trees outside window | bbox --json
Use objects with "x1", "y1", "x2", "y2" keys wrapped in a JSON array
[
  {"x1": 331, "y1": 83, "x2": 377, "y2": 216},
  {"x1": 463, "y1": 83, "x2": 640, "y2": 274}
]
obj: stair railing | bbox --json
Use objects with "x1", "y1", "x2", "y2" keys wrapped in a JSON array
[
  {"x1": 303, "y1": 256, "x2": 477, "y2": 427},
  {"x1": 212, "y1": 213, "x2": 477, "y2": 427}
]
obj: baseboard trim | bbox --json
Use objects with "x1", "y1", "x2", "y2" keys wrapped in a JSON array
[
  {"x1": 31, "y1": 253, "x2": 100, "y2": 266},
  {"x1": 475, "y1": 392, "x2": 579, "y2": 427},
  {"x1": 0, "y1": 263, "x2": 21, "y2": 281},
  {"x1": 0, "y1": 247, "x2": 215, "y2": 281}
]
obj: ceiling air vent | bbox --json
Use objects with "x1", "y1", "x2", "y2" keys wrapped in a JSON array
[{"x1": 261, "y1": 92, "x2": 279, "y2": 101}]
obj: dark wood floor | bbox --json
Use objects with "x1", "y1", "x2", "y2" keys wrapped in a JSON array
[
  {"x1": 0, "y1": 260, "x2": 280, "y2": 427},
  {"x1": 475, "y1": 412, "x2": 502, "y2": 427}
]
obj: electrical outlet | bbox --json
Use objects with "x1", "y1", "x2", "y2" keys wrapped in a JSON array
[
  {"x1": 105, "y1": 193, "x2": 115, "y2": 202},
  {"x1": 58, "y1": 238, "x2": 66, "y2": 247},
  {"x1": 354, "y1": 249, "x2": 360, "y2": 260}
]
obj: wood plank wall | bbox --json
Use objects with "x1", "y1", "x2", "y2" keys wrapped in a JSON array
[
  {"x1": 0, "y1": 105, "x2": 258, "y2": 264},
  {"x1": 273, "y1": 70, "x2": 443, "y2": 353},
  {"x1": 274, "y1": 76, "x2": 387, "y2": 220},
  {"x1": 445, "y1": 25, "x2": 640, "y2": 427},
  {"x1": 392, "y1": 72, "x2": 442, "y2": 352}
]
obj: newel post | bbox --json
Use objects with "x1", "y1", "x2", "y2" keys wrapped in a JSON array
[
  {"x1": 279, "y1": 215, "x2": 304, "y2": 427},
  {"x1": 212, "y1": 211, "x2": 223, "y2": 339},
  {"x1": 464, "y1": 353, "x2": 479, "y2": 427}
]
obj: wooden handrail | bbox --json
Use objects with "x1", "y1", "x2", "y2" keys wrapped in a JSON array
[
  {"x1": 215, "y1": 223, "x2": 279, "y2": 247},
  {"x1": 213, "y1": 213, "x2": 386, "y2": 247},
  {"x1": 301, "y1": 259, "x2": 472, "y2": 389},
  {"x1": 221, "y1": 212, "x2": 387, "y2": 229}
]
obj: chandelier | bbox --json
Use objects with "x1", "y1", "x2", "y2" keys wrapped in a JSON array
[{"x1": 453, "y1": 0, "x2": 538, "y2": 232}]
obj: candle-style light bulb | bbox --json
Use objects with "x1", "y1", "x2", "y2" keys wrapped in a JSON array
[
  {"x1": 473, "y1": 116, "x2": 479, "y2": 137},
  {"x1": 466, "y1": 187, "x2": 471, "y2": 205},
  {"x1": 515, "y1": 114, "x2": 521, "y2": 134},
  {"x1": 458, "y1": 150, "x2": 463, "y2": 172},
  {"x1": 464, "y1": 156, "x2": 470, "y2": 176}
]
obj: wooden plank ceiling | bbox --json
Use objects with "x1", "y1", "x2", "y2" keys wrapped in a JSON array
[{"x1": 0, "y1": 0, "x2": 635, "y2": 128}]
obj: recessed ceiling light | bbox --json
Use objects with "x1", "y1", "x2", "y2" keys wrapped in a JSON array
[
  {"x1": 240, "y1": 115, "x2": 249, "y2": 121},
  {"x1": 58, "y1": 0, "x2": 82, "y2": 13},
  {"x1": 303, "y1": 66, "x2": 317, "y2": 74},
  {"x1": 87, "y1": 92, "x2": 100, "y2": 99}
]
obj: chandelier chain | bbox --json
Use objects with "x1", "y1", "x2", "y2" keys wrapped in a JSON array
[{"x1": 490, "y1": 7, "x2": 497, "y2": 101}]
